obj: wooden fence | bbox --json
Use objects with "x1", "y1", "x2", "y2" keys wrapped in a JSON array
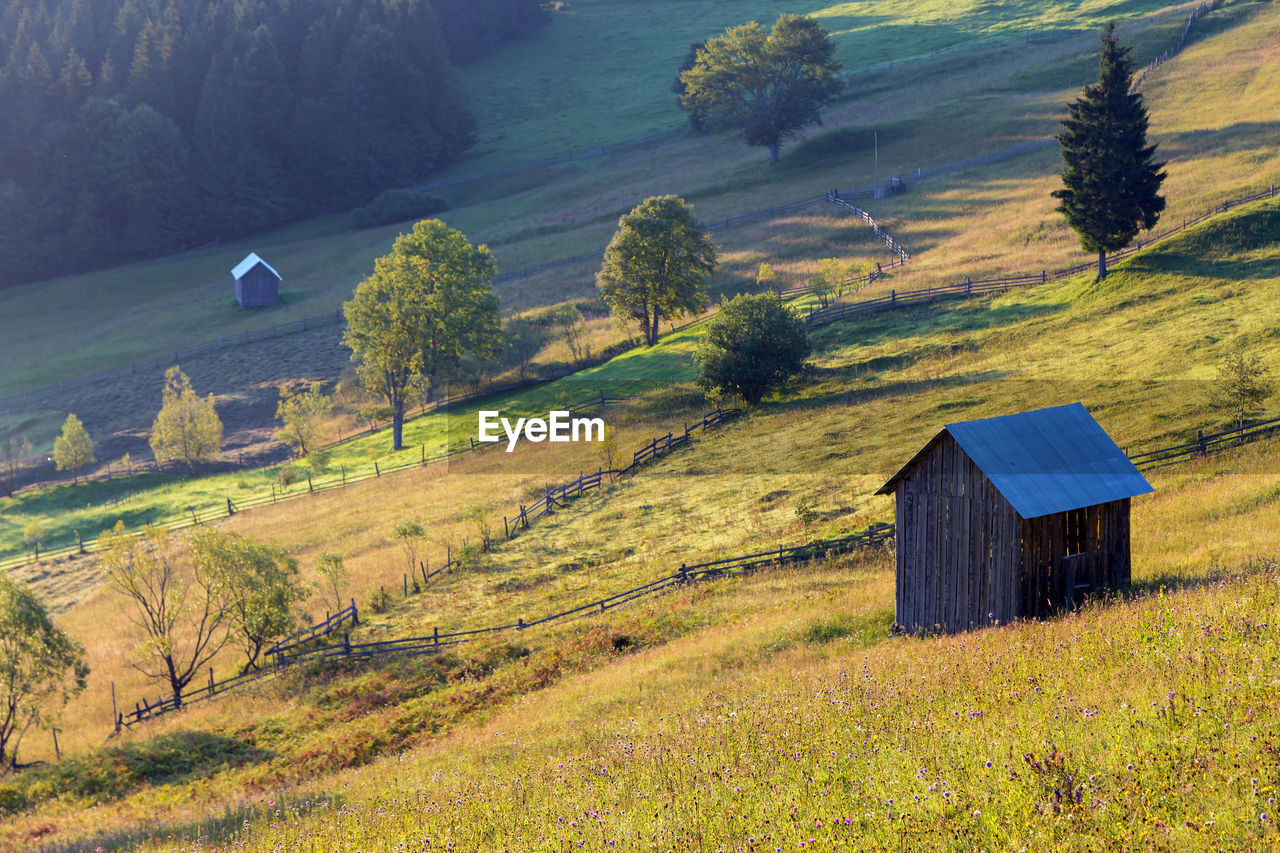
[
  {"x1": 0, "y1": 392, "x2": 631, "y2": 572},
  {"x1": 502, "y1": 407, "x2": 740, "y2": 538},
  {"x1": 1132, "y1": 0, "x2": 1219, "y2": 92},
  {"x1": 809, "y1": 183, "x2": 1280, "y2": 326},
  {"x1": 114, "y1": 523, "x2": 894, "y2": 730}
]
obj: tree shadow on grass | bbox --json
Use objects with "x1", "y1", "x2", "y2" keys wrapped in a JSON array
[
  {"x1": 23, "y1": 788, "x2": 349, "y2": 852},
  {"x1": 0, "y1": 731, "x2": 272, "y2": 820}
]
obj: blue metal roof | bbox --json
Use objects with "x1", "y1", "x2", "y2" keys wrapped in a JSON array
[{"x1": 878, "y1": 403, "x2": 1153, "y2": 519}]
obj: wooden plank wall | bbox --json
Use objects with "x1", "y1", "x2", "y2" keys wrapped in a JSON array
[
  {"x1": 894, "y1": 437, "x2": 1133, "y2": 634},
  {"x1": 895, "y1": 434, "x2": 1023, "y2": 633}
]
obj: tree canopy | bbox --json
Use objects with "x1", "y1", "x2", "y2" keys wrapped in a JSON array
[
  {"x1": 343, "y1": 219, "x2": 501, "y2": 449},
  {"x1": 1052, "y1": 23, "x2": 1166, "y2": 280},
  {"x1": 597, "y1": 196, "x2": 718, "y2": 347},
  {"x1": 0, "y1": 574, "x2": 88, "y2": 769},
  {"x1": 679, "y1": 14, "x2": 843, "y2": 164},
  {"x1": 52, "y1": 413, "x2": 94, "y2": 481},
  {"x1": 189, "y1": 528, "x2": 303, "y2": 672},
  {"x1": 100, "y1": 522, "x2": 231, "y2": 709},
  {"x1": 0, "y1": 0, "x2": 547, "y2": 286},
  {"x1": 695, "y1": 292, "x2": 811, "y2": 405},
  {"x1": 149, "y1": 366, "x2": 224, "y2": 469}
]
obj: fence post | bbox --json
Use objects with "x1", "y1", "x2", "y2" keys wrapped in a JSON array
[
  {"x1": 504, "y1": 516, "x2": 510, "y2": 538},
  {"x1": 351, "y1": 598, "x2": 359, "y2": 626},
  {"x1": 227, "y1": 497, "x2": 235, "y2": 516},
  {"x1": 890, "y1": 290, "x2": 896, "y2": 307},
  {"x1": 433, "y1": 626, "x2": 439, "y2": 647},
  {"x1": 112, "y1": 682, "x2": 119, "y2": 734},
  {"x1": 272, "y1": 485, "x2": 276, "y2": 503},
  {"x1": 404, "y1": 573, "x2": 408, "y2": 596},
  {"x1": 421, "y1": 560, "x2": 429, "y2": 586},
  {"x1": 344, "y1": 631, "x2": 351, "y2": 655},
  {"x1": 679, "y1": 564, "x2": 688, "y2": 583},
  {"x1": 421, "y1": 445, "x2": 425, "y2": 465},
  {"x1": 307, "y1": 476, "x2": 313, "y2": 493},
  {"x1": 518, "y1": 617, "x2": 525, "y2": 630},
  {"x1": 209, "y1": 667, "x2": 215, "y2": 695},
  {"x1": 342, "y1": 466, "x2": 346, "y2": 485}
]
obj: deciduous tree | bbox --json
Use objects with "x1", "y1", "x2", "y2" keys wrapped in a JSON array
[
  {"x1": 1053, "y1": 23, "x2": 1166, "y2": 280},
  {"x1": 679, "y1": 15, "x2": 843, "y2": 164},
  {"x1": 1209, "y1": 347, "x2": 1273, "y2": 428},
  {"x1": 343, "y1": 219, "x2": 501, "y2": 450},
  {"x1": 315, "y1": 552, "x2": 349, "y2": 617},
  {"x1": 100, "y1": 522, "x2": 231, "y2": 708},
  {"x1": 53, "y1": 413, "x2": 95, "y2": 482},
  {"x1": 695, "y1": 292, "x2": 810, "y2": 405},
  {"x1": 149, "y1": 366, "x2": 223, "y2": 470},
  {"x1": 275, "y1": 382, "x2": 332, "y2": 458},
  {"x1": 189, "y1": 528, "x2": 302, "y2": 673},
  {"x1": 504, "y1": 318, "x2": 545, "y2": 381},
  {"x1": 597, "y1": 196, "x2": 717, "y2": 347},
  {"x1": 0, "y1": 574, "x2": 88, "y2": 770}
]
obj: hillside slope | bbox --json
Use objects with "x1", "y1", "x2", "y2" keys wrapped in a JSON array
[{"x1": 3, "y1": 186, "x2": 1280, "y2": 849}]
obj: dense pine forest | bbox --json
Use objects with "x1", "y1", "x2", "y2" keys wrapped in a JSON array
[{"x1": 0, "y1": 0, "x2": 547, "y2": 287}]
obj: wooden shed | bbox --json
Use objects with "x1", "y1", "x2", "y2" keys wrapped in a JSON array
[
  {"x1": 877, "y1": 403, "x2": 1152, "y2": 634},
  {"x1": 231, "y1": 252, "x2": 281, "y2": 307}
]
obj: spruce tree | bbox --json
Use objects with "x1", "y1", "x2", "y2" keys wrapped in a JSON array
[{"x1": 1053, "y1": 23, "x2": 1166, "y2": 280}]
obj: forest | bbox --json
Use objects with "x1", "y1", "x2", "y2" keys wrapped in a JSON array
[{"x1": 0, "y1": 0, "x2": 547, "y2": 287}]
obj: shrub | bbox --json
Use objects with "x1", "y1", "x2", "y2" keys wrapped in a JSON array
[{"x1": 352, "y1": 189, "x2": 449, "y2": 229}]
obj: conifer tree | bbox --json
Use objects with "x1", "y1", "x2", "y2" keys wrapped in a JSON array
[{"x1": 1053, "y1": 23, "x2": 1166, "y2": 280}]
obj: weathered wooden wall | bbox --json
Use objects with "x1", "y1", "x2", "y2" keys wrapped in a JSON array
[
  {"x1": 894, "y1": 435, "x2": 1132, "y2": 634},
  {"x1": 235, "y1": 265, "x2": 279, "y2": 307}
]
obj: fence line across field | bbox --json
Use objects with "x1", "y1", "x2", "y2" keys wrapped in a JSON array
[
  {"x1": 114, "y1": 523, "x2": 896, "y2": 730},
  {"x1": 111, "y1": 399, "x2": 1280, "y2": 730},
  {"x1": 808, "y1": 183, "x2": 1279, "y2": 326}
]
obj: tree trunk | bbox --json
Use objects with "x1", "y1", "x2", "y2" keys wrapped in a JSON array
[
  {"x1": 392, "y1": 403, "x2": 405, "y2": 450},
  {"x1": 648, "y1": 313, "x2": 660, "y2": 347},
  {"x1": 166, "y1": 655, "x2": 183, "y2": 710},
  {"x1": 768, "y1": 142, "x2": 780, "y2": 165},
  {"x1": 1097, "y1": 249, "x2": 1107, "y2": 280}
]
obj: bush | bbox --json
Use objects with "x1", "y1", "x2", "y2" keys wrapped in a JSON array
[
  {"x1": 695, "y1": 292, "x2": 811, "y2": 405},
  {"x1": 352, "y1": 189, "x2": 449, "y2": 229}
]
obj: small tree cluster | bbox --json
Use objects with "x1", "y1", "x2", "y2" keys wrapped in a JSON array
[{"x1": 101, "y1": 523, "x2": 304, "y2": 705}]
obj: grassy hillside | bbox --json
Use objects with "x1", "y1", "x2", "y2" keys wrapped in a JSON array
[
  {"x1": 4, "y1": 185, "x2": 1280, "y2": 848},
  {"x1": 455, "y1": 0, "x2": 1182, "y2": 170},
  {"x1": 0, "y1": 0, "x2": 1234, "y2": 410},
  {"x1": 5, "y1": 0, "x2": 1278, "y2": 560},
  {"x1": 3, "y1": 2, "x2": 1280, "y2": 849}
]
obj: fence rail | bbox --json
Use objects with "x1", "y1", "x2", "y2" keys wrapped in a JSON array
[
  {"x1": 116, "y1": 522, "x2": 894, "y2": 730},
  {"x1": 807, "y1": 183, "x2": 1280, "y2": 327},
  {"x1": 0, "y1": 391, "x2": 632, "y2": 572}
]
